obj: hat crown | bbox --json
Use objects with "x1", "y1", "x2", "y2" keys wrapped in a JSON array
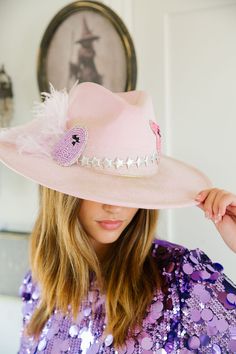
[
  {"x1": 64, "y1": 82, "x2": 160, "y2": 176},
  {"x1": 0, "y1": 82, "x2": 161, "y2": 177}
]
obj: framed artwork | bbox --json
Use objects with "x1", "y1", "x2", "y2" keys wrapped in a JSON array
[
  {"x1": 37, "y1": 0, "x2": 137, "y2": 93},
  {"x1": 0, "y1": 65, "x2": 14, "y2": 128}
]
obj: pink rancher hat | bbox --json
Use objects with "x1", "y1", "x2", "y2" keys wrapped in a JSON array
[{"x1": 0, "y1": 82, "x2": 211, "y2": 209}]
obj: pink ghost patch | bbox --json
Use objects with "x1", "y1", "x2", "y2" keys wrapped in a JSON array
[
  {"x1": 51, "y1": 126, "x2": 88, "y2": 166},
  {"x1": 149, "y1": 120, "x2": 161, "y2": 156}
]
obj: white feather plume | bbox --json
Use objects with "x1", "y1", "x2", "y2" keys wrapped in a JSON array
[{"x1": 0, "y1": 83, "x2": 78, "y2": 157}]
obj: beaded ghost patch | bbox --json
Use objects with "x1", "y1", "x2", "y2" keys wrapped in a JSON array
[
  {"x1": 51, "y1": 126, "x2": 88, "y2": 167},
  {"x1": 149, "y1": 120, "x2": 161, "y2": 157}
]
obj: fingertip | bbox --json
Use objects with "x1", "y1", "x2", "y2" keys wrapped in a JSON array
[
  {"x1": 218, "y1": 207, "x2": 226, "y2": 217},
  {"x1": 195, "y1": 202, "x2": 204, "y2": 211},
  {"x1": 195, "y1": 192, "x2": 205, "y2": 201}
]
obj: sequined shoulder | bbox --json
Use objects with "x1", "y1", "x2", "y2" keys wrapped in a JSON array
[
  {"x1": 18, "y1": 270, "x2": 42, "y2": 354},
  {"x1": 151, "y1": 238, "x2": 187, "y2": 275},
  {"x1": 19, "y1": 270, "x2": 39, "y2": 302},
  {"x1": 18, "y1": 269, "x2": 41, "y2": 323},
  {"x1": 178, "y1": 247, "x2": 236, "y2": 353},
  {"x1": 150, "y1": 239, "x2": 236, "y2": 352}
]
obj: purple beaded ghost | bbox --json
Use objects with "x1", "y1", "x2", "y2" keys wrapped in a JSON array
[{"x1": 51, "y1": 126, "x2": 88, "y2": 167}]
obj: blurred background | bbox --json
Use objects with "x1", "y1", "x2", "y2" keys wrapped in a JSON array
[{"x1": 0, "y1": 0, "x2": 236, "y2": 352}]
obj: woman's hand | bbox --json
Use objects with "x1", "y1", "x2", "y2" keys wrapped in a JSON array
[{"x1": 195, "y1": 188, "x2": 236, "y2": 253}]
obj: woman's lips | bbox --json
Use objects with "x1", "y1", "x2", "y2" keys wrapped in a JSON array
[{"x1": 97, "y1": 220, "x2": 123, "y2": 230}]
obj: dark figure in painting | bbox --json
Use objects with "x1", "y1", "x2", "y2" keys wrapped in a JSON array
[
  {"x1": 0, "y1": 65, "x2": 13, "y2": 127},
  {"x1": 69, "y1": 17, "x2": 103, "y2": 86}
]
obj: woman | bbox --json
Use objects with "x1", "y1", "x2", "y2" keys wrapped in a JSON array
[{"x1": 0, "y1": 82, "x2": 235, "y2": 353}]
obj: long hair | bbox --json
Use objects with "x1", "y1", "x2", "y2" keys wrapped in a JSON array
[{"x1": 25, "y1": 187, "x2": 161, "y2": 349}]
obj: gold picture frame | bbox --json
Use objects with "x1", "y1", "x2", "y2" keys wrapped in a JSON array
[{"x1": 37, "y1": 0, "x2": 137, "y2": 93}]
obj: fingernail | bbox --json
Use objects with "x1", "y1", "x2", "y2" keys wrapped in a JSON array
[
  {"x1": 205, "y1": 211, "x2": 210, "y2": 219},
  {"x1": 214, "y1": 215, "x2": 222, "y2": 223},
  {"x1": 195, "y1": 194, "x2": 202, "y2": 200}
]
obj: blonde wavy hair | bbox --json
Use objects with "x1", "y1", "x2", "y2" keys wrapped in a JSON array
[{"x1": 25, "y1": 186, "x2": 161, "y2": 349}]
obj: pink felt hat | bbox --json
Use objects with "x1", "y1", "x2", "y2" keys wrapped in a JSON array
[{"x1": 0, "y1": 82, "x2": 211, "y2": 209}]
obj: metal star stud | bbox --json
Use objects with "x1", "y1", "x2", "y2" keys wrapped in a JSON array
[
  {"x1": 135, "y1": 157, "x2": 143, "y2": 168},
  {"x1": 125, "y1": 157, "x2": 134, "y2": 169},
  {"x1": 150, "y1": 152, "x2": 157, "y2": 163},
  {"x1": 79, "y1": 156, "x2": 90, "y2": 166},
  {"x1": 143, "y1": 155, "x2": 149, "y2": 166},
  {"x1": 91, "y1": 157, "x2": 101, "y2": 167},
  {"x1": 102, "y1": 158, "x2": 113, "y2": 168},
  {"x1": 114, "y1": 158, "x2": 124, "y2": 169}
]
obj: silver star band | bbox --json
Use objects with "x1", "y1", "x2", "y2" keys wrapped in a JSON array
[{"x1": 77, "y1": 152, "x2": 159, "y2": 169}]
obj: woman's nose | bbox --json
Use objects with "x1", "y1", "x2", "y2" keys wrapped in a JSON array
[{"x1": 102, "y1": 204, "x2": 122, "y2": 214}]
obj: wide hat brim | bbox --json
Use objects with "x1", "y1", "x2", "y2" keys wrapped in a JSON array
[{"x1": 0, "y1": 142, "x2": 211, "y2": 209}]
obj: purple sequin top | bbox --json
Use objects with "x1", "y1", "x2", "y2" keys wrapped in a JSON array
[{"x1": 18, "y1": 239, "x2": 236, "y2": 353}]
